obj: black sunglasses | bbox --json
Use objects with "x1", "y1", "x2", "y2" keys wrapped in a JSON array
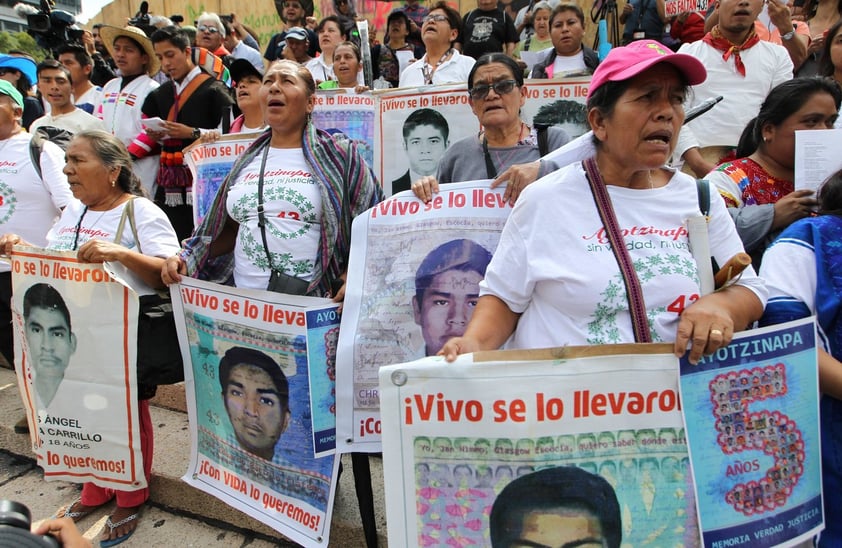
[{"x1": 468, "y1": 79, "x2": 518, "y2": 100}]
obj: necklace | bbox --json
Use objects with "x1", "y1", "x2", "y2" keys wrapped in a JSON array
[
  {"x1": 421, "y1": 48, "x2": 454, "y2": 84},
  {"x1": 72, "y1": 193, "x2": 128, "y2": 250}
]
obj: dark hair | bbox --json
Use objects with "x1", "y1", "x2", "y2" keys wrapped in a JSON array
[
  {"x1": 430, "y1": 1, "x2": 463, "y2": 34},
  {"x1": 23, "y1": 283, "x2": 71, "y2": 332},
  {"x1": 387, "y1": 9, "x2": 411, "y2": 29},
  {"x1": 489, "y1": 466, "x2": 622, "y2": 548},
  {"x1": 468, "y1": 53, "x2": 524, "y2": 88},
  {"x1": 72, "y1": 130, "x2": 145, "y2": 197},
  {"x1": 735, "y1": 77, "x2": 842, "y2": 157},
  {"x1": 550, "y1": 3, "x2": 585, "y2": 27},
  {"x1": 151, "y1": 25, "x2": 191, "y2": 50},
  {"x1": 333, "y1": 40, "x2": 361, "y2": 62},
  {"x1": 56, "y1": 45, "x2": 93, "y2": 68},
  {"x1": 92, "y1": 23, "x2": 104, "y2": 30},
  {"x1": 415, "y1": 239, "x2": 492, "y2": 302},
  {"x1": 317, "y1": 15, "x2": 348, "y2": 40},
  {"x1": 402, "y1": 107, "x2": 449, "y2": 141},
  {"x1": 36, "y1": 58, "x2": 72, "y2": 85},
  {"x1": 820, "y1": 20, "x2": 842, "y2": 78},
  {"x1": 818, "y1": 168, "x2": 842, "y2": 216},
  {"x1": 218, "y1": 346, "x2": 289, "y2": 406}
]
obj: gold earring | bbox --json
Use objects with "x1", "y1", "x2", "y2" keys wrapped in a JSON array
[{"x1": 111, "y1": 179, "x2": 116, "y2": 187}]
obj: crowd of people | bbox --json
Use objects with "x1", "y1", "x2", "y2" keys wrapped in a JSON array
[{"x1": 3, "y1": 0, "x2": 842, "y2": 544}]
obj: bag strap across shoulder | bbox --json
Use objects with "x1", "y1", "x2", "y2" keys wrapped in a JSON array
[
  {"x1": 582, "y1": 157, "x2": 652, "y2": 343},
  {"x1": 114, "y1": 197, "x2": 142, "y2": 255}
]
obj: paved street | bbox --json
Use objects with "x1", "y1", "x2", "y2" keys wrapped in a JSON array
[{"x1": 0, "y1": 449, "x2": 292, "y2": 547}]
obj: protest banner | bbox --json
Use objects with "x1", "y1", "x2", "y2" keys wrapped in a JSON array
[
  {"x1": 665, "y1": 0, "x2": 710, "y2": 17},
  {"x1": 679, "y1": 318, "x2": 823, "y2": 546},
  {"x1": 184, "y1": 134, "x2": 259, "y2": 227},
  {"x1": 378, "y1": 344, "x2": 700, "y2": 547},
  {"x1": 172, "y1": 278, "x2": 340, "y2": 546},
  {"x1": 12, "y1": 247, "x2": 145, "y2": 490},
  {"x1": 313, "y1": 90, "x2": 377, "y2": 170},
  {"x1": 377, "y1": 84, "x2": 479, "y2": 196},
  {"x1": 375, "y1": 77, "x2": 590, "y2": 196},
  {"x1": 336, "y1": 181, "x2": 512, "y2": 453},
  {"x1": 520, "y1": 76, "x2": 591, "y2": 139}
]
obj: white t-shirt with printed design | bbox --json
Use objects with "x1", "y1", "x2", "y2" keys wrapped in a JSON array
[
  {"x1": 226, "y1": 147, "x2": 322, "y2": 290},
  {"x1": 480, "y1": 163, "x2": 767, "y2": 349},
  {"x1": 47, "y1": 197, "x2": 180, "y2": 294},
  {"x1": 0, "y1": 132, "x2": 72, "y2": 273}
]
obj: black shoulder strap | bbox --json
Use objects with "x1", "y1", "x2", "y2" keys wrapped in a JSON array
[
  {"x1": 536, "y1": 124, "x2": 549, "y2": 157},
  {"x1": 697, "y1": 178, "x2": 710, "y2": 218}
]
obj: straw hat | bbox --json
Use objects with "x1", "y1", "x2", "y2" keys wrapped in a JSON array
[{"x1": 99, "y1": 25, "x2": 161, "y2": 76}]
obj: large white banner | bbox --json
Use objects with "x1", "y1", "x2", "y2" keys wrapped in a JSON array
[
  {"x1": 12, "y1": 247, "x2": 145, "y2": 490},
  {"x1": 379, "y1": 344, "x2": 699, "y2": 547},
  {"x1": 172, "y1": 278, "x2": 340, "y2": 547},
  {"x1": 336, "y1": 182, "x2": 512, "y2": 453}
]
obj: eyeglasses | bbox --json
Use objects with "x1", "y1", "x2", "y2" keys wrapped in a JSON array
[
  {"x1": 197, "y1": 24, "x2": 220, "y2": 34},
  {"x1": 468, "y1": 79, "x2": 518, "y2": 100},
  {"x1": 423, "y1": 14, "x2": 449, "y2": 24}
]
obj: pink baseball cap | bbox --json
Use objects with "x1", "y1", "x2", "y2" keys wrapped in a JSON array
[{"x1": 587, "y1": 40, "x2": 706, "y2": 101}]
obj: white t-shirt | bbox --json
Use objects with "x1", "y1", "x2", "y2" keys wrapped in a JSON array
[
  {"x1": 399, "y1": 50, "x2": 476, "y2": 87},
  {"x1": 30, "y1": 108, "x2": 106, "y2": 134},
  {"x1": 480, "y1": 163, "x2": 767, "y2": 349},
  {"x1": 226, "y1": 148, "x2": 322, "y2": 290},
  {"x1": 551, "y1": 50, "x2": 586, "y2": 74},
  {"x1": 305, "y1": 56, "x2": 365, "y2": 85},
  {"x1": 47, "y1": 197, "x2": 180, "y2": 293},
  {"x1": 74, "y1": 85, "x2": 102, "y2": 114},
  {"x1": 0, "y1": 132, "x2": 72, "y2": 273}
]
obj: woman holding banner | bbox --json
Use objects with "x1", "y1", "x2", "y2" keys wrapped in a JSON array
[
  {"x1": 760, "y1": 169, "x2": 842, "y2": 546},
  {"x1": 161, "y1": 60, "x2": 382, "y2": 298},
  {"x1": 0, "y1": 130, "x2": 180, "y2": 547},
  {"x1": 439, "y1": 40, "x2": 766, "y2": 365},
  {"x1": 411, "y1": 53, "x2": 570, "y2": 202}
]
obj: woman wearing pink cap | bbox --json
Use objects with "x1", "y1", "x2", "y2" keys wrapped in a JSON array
[{"x1": 440, "y1": 39, "x2": 766, "y2": 364}]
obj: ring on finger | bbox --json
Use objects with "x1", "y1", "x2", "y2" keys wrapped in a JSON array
[{"x1": 710, "y1": 329, "x2": 723, "y2": 337}]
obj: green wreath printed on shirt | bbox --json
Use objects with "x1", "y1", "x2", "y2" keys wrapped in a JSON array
[
  {"x1": 586, "y1": 253, "x2": 699, "y2": 345},
  {"x1": 0, "y1": 179, "x2": 19, "y2": 225},
  {"x1": 231, "y1": 185, "x2": 317, "y2": 275}
]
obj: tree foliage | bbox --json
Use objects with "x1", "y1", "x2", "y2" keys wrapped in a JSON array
[{"x1": 0, "y1": 32, "x2": 49, "y2": 60}]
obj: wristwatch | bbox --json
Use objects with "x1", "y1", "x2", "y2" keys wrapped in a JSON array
[
  {"x1": 782, "y1": 29, "x2": 795, "y2": 41},
  {"x1": 191, "y1": 127, "x2": 201, "y2": 140}
]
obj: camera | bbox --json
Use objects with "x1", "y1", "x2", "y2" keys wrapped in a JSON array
[
  {"x1": 128, "y1": 1, "x2": 156, "y2": 37},
  {"x1": 0, "y1": 500, "x2": 60, "y2": 548},
  {"x1": 15, "y1": 0, "x2": 84, "y2": 56}
]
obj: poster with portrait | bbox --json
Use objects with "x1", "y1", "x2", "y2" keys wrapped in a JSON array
[
  {"x1": 184, "y1": 134, "x2": 260, "y2": 227},
  {"x1": 11, "y1": 247, "x2": 145, "y2": 491},
  {"x1": 379, "y1": 344, "x2": 701, "y2": 547},
  {"x1": 679, "y1": 318, "x2": 823, "y2": 546},
  {"x1": 312, "y1": 90, "x2": 377, "y2": 170},
  {"x1": 336, "y1": 182, "x2": 512, "y2": 453},
  {"x1": 172, "y1": 278, "x2": 340, "y2": 546},
  {"x1": 376, "y1": 84, "x2": 479, "y2": 196},
  {"x1": 520, "y1": 76, "x2": 591, "y2": 140}
]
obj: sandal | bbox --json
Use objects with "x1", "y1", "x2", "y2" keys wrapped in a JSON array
[
  {"x1": 53, "y1": 497, "x2": 96, "y2": 522},
  {"x1": 99, "y1": 512, "x2": 139, "y2": 548}
]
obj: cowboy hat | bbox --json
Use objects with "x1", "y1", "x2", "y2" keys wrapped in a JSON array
[{"x1": 99, "y1": 25, "x2": 161, "y2": 76}]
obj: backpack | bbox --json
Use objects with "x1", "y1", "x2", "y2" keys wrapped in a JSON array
[{"x1": 29, "y1": 125, "x2": 74, "y2": 180}]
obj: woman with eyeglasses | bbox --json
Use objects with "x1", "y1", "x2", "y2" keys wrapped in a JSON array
[
  {"x1": 437, "y1": 41, "x2": 765, "y2": 368},
  {"x1": 412, "y1": 53, "x2": 569, "y2": 203},
  {"x1": 399, "y1": 1, "x2": 476, "y2": 87}
]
